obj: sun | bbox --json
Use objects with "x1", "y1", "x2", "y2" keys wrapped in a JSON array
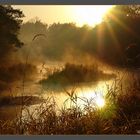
[{"x1": 72, "y1": 6, "x2": 114, "y2": 27}]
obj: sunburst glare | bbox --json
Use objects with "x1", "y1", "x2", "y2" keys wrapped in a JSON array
[{"x1": 73, "y1": 6, "x2": 114, "y2": 27}]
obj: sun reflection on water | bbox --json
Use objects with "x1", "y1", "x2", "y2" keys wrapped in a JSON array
[
  {"x1": 41, "y1": 80, "x2": 112, "y2": 110},
  {"x1": 22, "y1": 80, "x2": 113, "y2": 120},
  {"x1": 95, "y1": 94, "x2": 105, "y2": 108}
]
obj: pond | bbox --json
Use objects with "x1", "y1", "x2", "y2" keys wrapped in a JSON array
[{"x1": 0, "y1": 66, "x2": 139, "y2": 121}]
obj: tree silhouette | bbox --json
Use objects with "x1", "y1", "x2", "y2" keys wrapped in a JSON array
[{"x1": 0, "y1": 5, "x2": 24, "y2": 66}]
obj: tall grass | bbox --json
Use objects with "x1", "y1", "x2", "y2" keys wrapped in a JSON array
[{"x1": 0, "y1": 72, "x2": 140, "y2": 135}]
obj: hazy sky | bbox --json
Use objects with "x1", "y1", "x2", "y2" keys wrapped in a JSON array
[{"x1": 13, "y1": 5, "x2": 113, "y2": 27}]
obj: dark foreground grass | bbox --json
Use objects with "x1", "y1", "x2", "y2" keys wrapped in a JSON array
[{"x1": 0, "y1": 73, "x2": 140, "y2": 135}]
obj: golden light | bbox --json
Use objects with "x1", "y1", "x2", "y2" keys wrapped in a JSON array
[
  {"x1": 95, "y1": 95, "x2": 105, "y2": 108},
  {"x1": 72, "y1": 6, "x2": 114, "y2": 27}
]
